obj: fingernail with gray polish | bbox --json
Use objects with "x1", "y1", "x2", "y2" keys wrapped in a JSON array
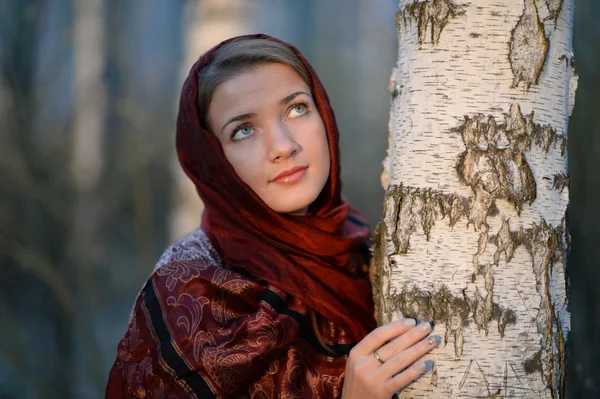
[
  {"x1": 423, "y1": 360, "x2": 435, "y2": 375},
  {"x1": 428, "y1": 335, "x2": 441, "y2": 346}
]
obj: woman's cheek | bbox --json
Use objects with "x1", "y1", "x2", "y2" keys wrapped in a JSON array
[{"x1": 233, "y1": 158, "x2": 264, "y2": 190}]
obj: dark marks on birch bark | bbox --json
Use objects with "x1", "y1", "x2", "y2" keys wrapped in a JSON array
[
  {"x1": 492, "y1": 219, "x2": 517, "y2": 264},
  {"x1": 552, "y1": 172, "x2": 569, "y2": 192},
  {"x1": 386, "y1": 284, "x2": 517, "y2": 360},
  {"x1": 490, "y1": 219, "x2": 567, "y2": 397},
  {"x1": 455, "y1": 104, "x2": 566, "y2": 230},
  {"x1": 472, "y1": 264, "x2": 518, "y2": 338},
  {"x1": 509, "y1": 0, "x2": 549, "y2": 88},
  {"x1": 496, "y1": 306, "x2": 517, "y2": 338},
  {"x1": 389, "y1": 74, "x2": 403, "y2": 99},
  {"x1": 524, "y1": 351, "x2": 542, "y2": 374},
  {"x1": 460, "y1": 360, "x2": 525, "y2": 397},
  {"x1": 456, "y1": 104, "x2": 538, "y2": 228},
  {"x1": 430, "y1": 365, "x2": 438, "y2": 386},
  {"x1": 544, "y1": 0, "x2": 564, "y2": 23},
  {"x1": 398, "y1": 0, "x2": 465, "y2": 46},
  {"x1": 528, "y1": 220, "x2": 567, "y2": 398},
  {"x1": 380, "y1": 104, "x2": 565, "y2": 255},
  {"x1": 473, "y1": 264, "x2": 495, "y2": 333},
  {"x1": 372, "y1": 191, "x2": 400, "y2": 325},
  {"x1": 558, "y1": 54, "x2": 575, "y2": 68},
  {"x1": 372, "y1": 221, "x2": 387, "y2": 325},
  {"x1": 387, "y1": 186, "x2": 405, "y2": 254},
  {"x1": 379, "y1": 185, "x2": 470, "y2": 256}
]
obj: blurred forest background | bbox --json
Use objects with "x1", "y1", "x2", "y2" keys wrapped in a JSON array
[{"x1": 0, "y1": 0, "x2": 598, "y2": 398}]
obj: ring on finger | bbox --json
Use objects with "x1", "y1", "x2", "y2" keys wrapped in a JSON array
[{"x1": 373, "y1": 350, "x2": 385, "y2": 365}]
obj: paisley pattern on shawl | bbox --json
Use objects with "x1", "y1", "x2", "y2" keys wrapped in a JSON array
[{"x1": 106, "y1": 229, "x2": 355, "y2": 399}]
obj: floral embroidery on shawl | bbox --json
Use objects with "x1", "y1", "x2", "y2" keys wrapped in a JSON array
[{"x1": 106, "y1": 229, "x2": 352, "y2": 399}]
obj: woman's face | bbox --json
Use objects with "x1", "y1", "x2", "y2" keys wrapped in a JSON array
[{"x1": 207, "y1": 63, "x2": 330, "y2": 215}]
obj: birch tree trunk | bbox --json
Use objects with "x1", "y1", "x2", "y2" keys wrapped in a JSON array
[{"x1": 373, "y1": 0, "x2": 576, "y2": 397}]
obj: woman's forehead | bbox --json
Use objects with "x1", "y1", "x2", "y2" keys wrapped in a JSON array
[{"x1": 212, "y1": 64, "x2": 310, "y2": 109}]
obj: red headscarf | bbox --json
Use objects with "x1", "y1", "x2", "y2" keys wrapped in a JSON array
[{"x1": 175, "y1": 34, "x2": 375, "y2": 342}]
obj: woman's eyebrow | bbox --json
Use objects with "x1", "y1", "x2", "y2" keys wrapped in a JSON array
[
  {"x1": 279, "y1": 91, "x2": 310, "y2": 105},
  {"x1": 221, "y1": 112, "x2": 256, "y2": 134},
  {"x1": 220, "y1": 92, "x2": 310, "y2": 134}
]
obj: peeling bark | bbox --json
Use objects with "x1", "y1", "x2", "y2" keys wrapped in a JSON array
[
  {"x1": 456, "y1": 108, "x2": 536, "y2": 224},
  {"x1": 378, "y1": 0, "x2": 574, "y2": 396},
  {"x1": 529, "y1": 219, "x2": 568, "y2": 397},
  {"x1": 397, "y1": 0, "x2": 465, "y2": 46},
  {"x1": 455, "y1": 103, "x2": 567, "y2": 228},
  {"x1": 509, "y1": 0, "x2": 549, "y2": 88},
  {"x1": 493, "y1": 219, "x2": 516, "y2": 263},
  {"x1": 375, "y1": 183, "x2": 570, "y2": 397}
]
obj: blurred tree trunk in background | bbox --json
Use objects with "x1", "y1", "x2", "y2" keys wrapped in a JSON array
[
  {"x1": 70, "y1": 0, "x2": 108, "y2": 393},
  {"x1": 373, "y1": 0, "x2": 575, "y2": 397},
  {"x1": 169, "y1": 0, "x2": 255, "y2": 240},
  {"x1": 71, "y1": 0, "x2": 106, "y2": 303},
  {"x1": 0, "y1": 1, "x2": 76, "y2": 397}
]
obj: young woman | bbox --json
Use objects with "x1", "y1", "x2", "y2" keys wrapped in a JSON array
[{"x1": 105, "y1": 34, "x2": 439, "y2": 399}]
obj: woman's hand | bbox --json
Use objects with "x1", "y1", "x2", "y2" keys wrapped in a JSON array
[{"x1": 341, "y1": 318, "x2": 439, "y2": 399}]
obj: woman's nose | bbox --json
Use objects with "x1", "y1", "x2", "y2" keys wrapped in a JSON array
[{"x1": 267, "y1": 123, "x2": 300, "y2": 162}]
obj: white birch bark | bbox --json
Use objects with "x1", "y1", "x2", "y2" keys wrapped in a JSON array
[
  {"x1": 374, "y1": 0, "x2": 576, "y2": 397},
  {"x1": 169, "y1": 0, "x2": 255, "y2": 240},
  {"x1": 71, "y1": 0, "x2": 106, "y2": 263}
]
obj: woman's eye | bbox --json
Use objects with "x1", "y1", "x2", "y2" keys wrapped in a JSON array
[
  {"x1": 288, "y1": 103, "x2": 308, "y2": 118},
  {"x1": 231, "y1": 125, "x2": 255, "y2": 141}
]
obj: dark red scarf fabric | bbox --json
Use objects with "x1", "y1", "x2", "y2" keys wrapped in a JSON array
[{"x1": 175, "y1": 34, "x2": 375, "y2": 342}]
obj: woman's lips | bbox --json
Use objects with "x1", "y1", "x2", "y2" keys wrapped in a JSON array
[{"x1": 271, "y1": 165, "x2": 308, "y2": 184}]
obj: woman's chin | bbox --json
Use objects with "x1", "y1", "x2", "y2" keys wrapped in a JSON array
[
  {"x1": 268, "y1": 192, "x2": 315, "y2": 215},
  {"x1": 271, "y1": 201, "x2": 311, "y2": 215},
  {"x1": 264, "y1": 175, "x2": 327, "y2": 215}
]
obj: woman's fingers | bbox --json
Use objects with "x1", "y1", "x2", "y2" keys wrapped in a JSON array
[
  {"x1": 342, "y1": 319, "x2": 439, "y2": 398},
  {"x1": 379, "y1": 333, "x2": 440, "y2": 379},
  {"x1": 350, "y1": 318, "x2": 417, "y2": 356},
  {"x1": 383, "y1": 359, "x2": 434, "y2": 396},
  {"x1": 375, "y1": 321, "x2": 433, "y2": 362}
]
